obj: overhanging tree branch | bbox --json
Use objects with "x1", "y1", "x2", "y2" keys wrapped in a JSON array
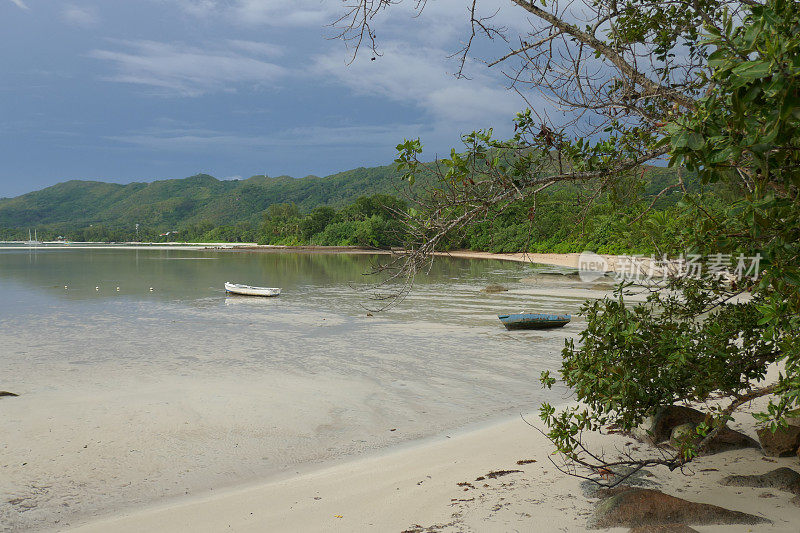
[{"x1": 509, "y1": 0, "x2": 697, "y2": 110}]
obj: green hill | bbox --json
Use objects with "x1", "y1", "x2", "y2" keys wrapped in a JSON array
[
  {"x1": 0, "y1": 164, "x2": 405, "y2": 237},
  {"x1": 0, "y1": 159, "x2": 691, "y2": 245}
]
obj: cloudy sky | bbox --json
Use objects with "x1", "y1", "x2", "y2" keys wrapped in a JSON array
[{"x1": 0, "y1": 0, "x2": 534, "y2": 197}]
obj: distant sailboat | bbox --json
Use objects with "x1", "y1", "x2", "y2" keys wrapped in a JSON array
[{"x1": 25, "y1": 229, "x2": 43, "y2": 247}]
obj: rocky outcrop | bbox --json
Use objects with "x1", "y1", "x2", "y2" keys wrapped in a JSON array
[
  {"x1": 632, "y1": 406, "x2": 707, "y2": 444},
  {"x1": 669, "y1": 422, "x2": 759, "y2": 453},
  {"x1": 636, "y1": 407, "x2": 759, "y2": 455},
  {"x1": 756, "y1": 420, "x2": 800, "y2": 457},
  {"x1": 701, "y1": 427, "x2": 760, "y2": 454},
  {"x1": 720, "y1": 467, "x2": 800, "y2": 496},
  {"x1": 588, "y1": 488, "x2": 769, "y2": 529}
]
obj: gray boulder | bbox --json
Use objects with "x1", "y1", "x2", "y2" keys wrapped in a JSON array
[
  {"x1": 588, "y1": 488, "x2": 769, "y2": 529},
  {"x1": 720, "y1": 467, "x2": 800, "y2": 496},
  {"x1": 632, "y1": 406, "x2": 706, "y2": 444},
  {"x1": 756, "y1": 422, "x2": 800, "y2": 457},
  {"x1": 669, "y1": 422, "x2": 759, "y2": 455}
]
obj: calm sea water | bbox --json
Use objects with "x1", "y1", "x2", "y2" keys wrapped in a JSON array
[{"x1": 0, "y1": 247, "x2": 592, "y2": 530}]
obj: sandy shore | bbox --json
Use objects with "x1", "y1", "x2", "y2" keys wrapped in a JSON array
[
  {"x1": 441, "y1": 250, "x2": 588, "y2": 269},
  {"x1": 2, "y1": 247, "x2": 583, "y2": 531},
  {"x1": 70, "y1": 400, "x2": 800, "y2": 532},
  {"x1": 5, "y1": 244, "x2": 783, "y2": 531},
  {"x1": 65, "y1": 248, "x2": 790, "y2": 532}
]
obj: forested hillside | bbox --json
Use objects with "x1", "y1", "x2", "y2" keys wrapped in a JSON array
[
  {"x1": 0, "y1": 161, "x2": 691, "y2": 253},
  {"x1": 0, "y1": 164, "x2": 404, "y2": 239}
]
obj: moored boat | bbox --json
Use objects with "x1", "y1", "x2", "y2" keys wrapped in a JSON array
[
  {"x1": 498, "y1": 313, "x2": 570, "y2": 330},
  {"x1": 224, "y1": 282, "x2": 281, "y2": 297}
]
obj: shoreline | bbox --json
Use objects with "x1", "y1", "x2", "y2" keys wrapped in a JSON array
[
  {"x1": 1, "y1": 242, "x2": 639, "y2": 274},
  {"x1": 3, "y1": 247, "x2": 587, "y2": 532},
  {"x1": 69, "y1": 396, "x2": 800, "y2": 533},
  {"x1": 68, "y1": 408, "x2": 600, "y2": 533},
  {"x1": 6, "y1": 244, "x2": 777, "y2": 531},
  {"x1": 65, "y1": 411, "x2": 540, "y2": 532}
]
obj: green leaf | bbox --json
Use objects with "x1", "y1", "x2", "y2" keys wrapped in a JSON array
[
  {"x1": 687, "y1": 132, "x2": 705, "y2": 150},
  {"x1": 731, "y1": 60, "x2": 772, "y2": 81},
  {"x1": 671, "y1": 130, "x2": 690, "y2": 148}
]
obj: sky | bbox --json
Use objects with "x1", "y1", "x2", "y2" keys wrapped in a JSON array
[{"x1": 0, "y1": 0, "x2": 536, "y2": 198}]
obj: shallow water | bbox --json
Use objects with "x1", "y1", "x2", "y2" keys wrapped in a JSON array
[{"x1": 0, "y1": 248, "x2": 593, "y2": 531}]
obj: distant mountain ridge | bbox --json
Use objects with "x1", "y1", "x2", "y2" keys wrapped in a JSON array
[
  {"x1": 0, "y1": 161, "x2": 686, "y2": 241},
  {"x1": 0, "y1": 164, "x2": 404, "y2": 232}
]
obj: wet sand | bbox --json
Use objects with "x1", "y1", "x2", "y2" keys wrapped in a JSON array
[{"x1": 70, "y1": 394, "x2": 800, "y2": 533}]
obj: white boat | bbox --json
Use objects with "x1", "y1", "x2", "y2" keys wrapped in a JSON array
[
  {"x1": 224, "y1": 282, "x2": 281, "y2": 297},
  {"x1": 24, "y1": 229, "x2": 42, "y2": 246}
]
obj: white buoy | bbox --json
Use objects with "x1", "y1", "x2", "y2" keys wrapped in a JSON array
[
  {"x1": 116, "y1": 287, "x2": 120, "y2": 291},
  {"x1": 149, "y1": 287, "x2": 154, "y2": 291},
  {"x1": 95, "y1": 286, "x2": 99, "y2": 291},
  {"x1": 64, "y1": 286, "x2": 68, "y2": 290}
]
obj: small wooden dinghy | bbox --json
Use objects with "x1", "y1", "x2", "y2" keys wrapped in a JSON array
[
  {"x1": 498, "y1": 313, "x2": 570, "y2": 330},
  {"x1": 224, "y1": 282, "x2": 281, "y2": 297}
]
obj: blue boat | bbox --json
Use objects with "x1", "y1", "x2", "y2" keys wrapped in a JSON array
[{"x1": 498, "y1": 313, "x2": 571, "y2": 330}]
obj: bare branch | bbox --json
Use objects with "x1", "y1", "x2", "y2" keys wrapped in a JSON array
[{"x1": 509, "y1": 0, "x2": 697, "y2": 110}]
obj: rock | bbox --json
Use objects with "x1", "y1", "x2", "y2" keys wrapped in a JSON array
[
  {"x1": 669, "y1": 423, "x2": 696, "y2": 448},
  {"x1": 632, "y1": 406, "x2": 706, "y2": 444},
  {"x1": 703, "y1": 427, "x2": 760, "y2": 454},
  {"x1": 631, "y1": 417, "x2": 655, "y2": 443},
  {"x1": 666, "y1": 421, "x2": 758, "y2": 456},
  {"x1": 587, "y1": 485, "x2": 634, "y2": 500},
  {"x1": 757, "y1": 425, "x2": 800, "y2": 457},
  {"x1": 581, "y1": 468, "x2": 659, "y2": 499},
  {"x1": 629, "y1": 526, "x2": 699, "y2": 533},
  {"x1": 720, "y1": 467, "x2": 800, "y2": 496},
  {"x1": 0, "y1": 391, "x2": 19, "y2": 398},
  {"x1": 481, "y1": 284, "x2": 508, "y2": 293},
  {"x1": 588, "y1": 488, "x2": 769, "y2": 529}
]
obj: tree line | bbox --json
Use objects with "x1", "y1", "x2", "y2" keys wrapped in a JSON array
[{"x1": 0, "y1": 184, "x2": 695, "y2": 255}]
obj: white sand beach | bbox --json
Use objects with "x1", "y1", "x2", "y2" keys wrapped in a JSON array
[{"x1": 70, "y1": 399, "x2": 800, "y2": 533}]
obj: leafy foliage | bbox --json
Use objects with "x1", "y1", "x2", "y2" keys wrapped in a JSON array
[
  {"x1": 537, "y1": 0, "x2": 800, "y2": 474},
  {"x1": 666, "y1": 0, "x2": 800, "y2": 423},
  {"x1": 542, "y1": 277, "x2": 779, "y2": 462},
  {"x1": 255, "y1": 195, "x2": 409, "y2": 248}
]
